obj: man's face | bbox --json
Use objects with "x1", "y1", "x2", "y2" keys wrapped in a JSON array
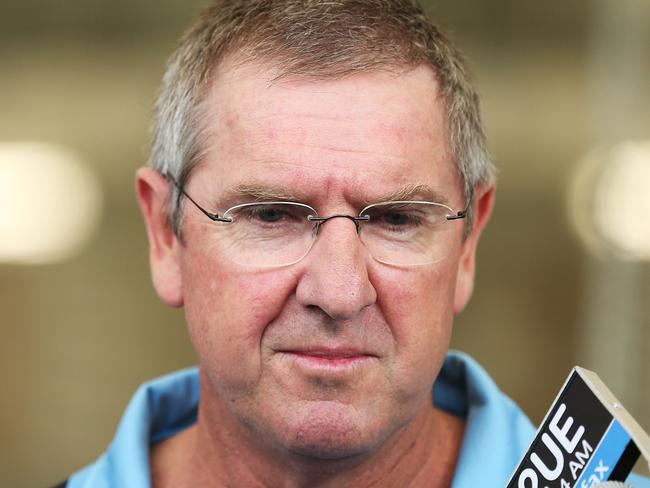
[{"x1": 142, "y1": 60, "x2": 487, "y2": 459}]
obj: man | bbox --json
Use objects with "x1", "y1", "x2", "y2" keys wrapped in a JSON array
[{"x1": 56, "y1": 0, "x2": 569, "y2": 486}]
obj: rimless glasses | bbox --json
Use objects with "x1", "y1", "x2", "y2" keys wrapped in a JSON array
[{"x1": 167, "y1": 176, "x2": 467, "y2": 268}]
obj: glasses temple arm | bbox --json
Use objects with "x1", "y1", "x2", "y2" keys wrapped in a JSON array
[
  {"x1": 163, "y1": 173, "x2": 230, "y2": 222},
  {"x1": 446, "y1": 210, "x2": 467, "y2": 221}
]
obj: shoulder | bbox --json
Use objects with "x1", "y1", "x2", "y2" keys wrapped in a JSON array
[
  {"x1": 628, "y1": 473, "x2": 650, "y2": 487},
  {"x1": 435, "y1": 350, "x2": 534, "y2": 442},
  {"x1": 63, "y1": 367, "x2": 200, "y2": 488},
  {"x1": 434, "y1": 351, "x2": 536, "y2": 487},
  {"x1": 435, "y1": 353, "x2": 650, "y2": 488}
]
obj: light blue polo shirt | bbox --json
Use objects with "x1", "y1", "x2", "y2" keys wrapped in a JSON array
[{"x1": 64, "y1": 352, "x2": 649, "y2": 487}]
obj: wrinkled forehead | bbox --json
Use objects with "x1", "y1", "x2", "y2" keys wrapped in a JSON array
[
  {"x1": 206, "y1": 56, "x2": 444, "y2": 129},
  {"x1": 192, "y1": 58, "x2": 461, "y2": 208}
]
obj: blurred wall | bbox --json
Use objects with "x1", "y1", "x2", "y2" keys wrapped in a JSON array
[{"x1": 0, "y1": 1, "x2": 648, "y2": 486}]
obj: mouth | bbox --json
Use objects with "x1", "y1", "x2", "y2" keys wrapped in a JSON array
[{"x1": 276, "y1": 347, "x2": 378, "y2": 372}]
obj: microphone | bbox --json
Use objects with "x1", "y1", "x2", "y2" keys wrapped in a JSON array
[{"x1": 506, "y1": 367, "x2": 650, "y2": 488}]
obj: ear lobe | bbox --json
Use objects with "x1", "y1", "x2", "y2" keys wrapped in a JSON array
[
  {"x1": 135, "y1": 167, "x2": 184, "y2": 308},
  {"x1": 453, "y1": 183, "x2": 495, "y2": 314}
]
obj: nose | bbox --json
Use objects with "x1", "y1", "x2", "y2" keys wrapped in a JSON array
[{"x1": 295, "y1": 216, "x2": 377, "y2": 321}]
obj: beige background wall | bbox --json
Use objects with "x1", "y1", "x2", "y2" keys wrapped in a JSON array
[{"x1": 1, "y1": 1, "x2": 648, "y2": 486}]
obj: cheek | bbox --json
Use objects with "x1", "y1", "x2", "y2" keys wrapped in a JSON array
[
  {"x1": 370, "y1": 261, "x2": 458, "y2": 391},
  {"x1": 372, "y1": 263, "x2": 457, "y2": 342},
  {"x1": 180, "y1": 238, "x2": 298, "y2": 380}
]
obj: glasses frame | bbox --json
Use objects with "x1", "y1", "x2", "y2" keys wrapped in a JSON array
[{"x1": 166, "y1": 175, "x2": 468, "y2": 266}]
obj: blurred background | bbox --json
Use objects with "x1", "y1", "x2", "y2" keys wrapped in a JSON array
[{"x1": 1, "y1": 0, "x2": 649, "y2": 485}]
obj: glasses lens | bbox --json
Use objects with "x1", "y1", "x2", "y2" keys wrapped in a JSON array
[
  {"x1": 206, "y1": 200, "x2": 461, "y2": 268},
  {"x1": 221, "y1": 202, "x2": 316, "y2": 267},
  {"x1": 359, "y1": 202, "x2": 460, "y2": 265}
]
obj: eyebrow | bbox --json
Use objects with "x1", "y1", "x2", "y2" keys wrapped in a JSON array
[
  {"x1": 215, "y1": 183, "x2": 451, "y2": 209},
  {"x1": 216, "y1": 184, "x2": 308, "y2": 208},
  {"x1": 364, "y1": 184, "x2": 451, "y2": 207}
]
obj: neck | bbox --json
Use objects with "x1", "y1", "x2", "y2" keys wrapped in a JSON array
[{"x1": 151, "y1": 377, "x2": 464, "y2": 488}]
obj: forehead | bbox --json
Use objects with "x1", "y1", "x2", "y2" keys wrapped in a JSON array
[{"x1": 196, "y1": 60, "x2": 460, "y2": 207}]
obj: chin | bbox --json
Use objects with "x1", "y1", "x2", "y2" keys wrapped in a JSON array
[{"x1": 276, "y1": 401, "x2": 392, "y2": 461}]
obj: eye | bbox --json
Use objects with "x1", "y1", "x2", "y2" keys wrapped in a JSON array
[
  {"x1": 380, "y1": 210, "x2": 419, "y2": 227},
  {"x1": 360, "y1": 202, "x2": 452, "y2": 238},
  {"x1": 252, "y1": 206, "x2": 285, "y2": 223},
  {"x1": 364, "y1": 205, "x2": 424, "y2": 230},
  {"x1": 232, "y1": 203, "x2": 310, "y2": 227}
]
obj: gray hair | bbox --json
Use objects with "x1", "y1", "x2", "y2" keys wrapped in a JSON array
[{"x1": 149, "y1": 0, "x2": 495, "y2": 235}]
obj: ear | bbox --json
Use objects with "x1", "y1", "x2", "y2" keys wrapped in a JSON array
[
  {"x1": 453, "y1": 183, "x2": 495, "y2": 314},
  {"x1": 135, "y1": 167, "x2": 184, "y2": 308}
]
